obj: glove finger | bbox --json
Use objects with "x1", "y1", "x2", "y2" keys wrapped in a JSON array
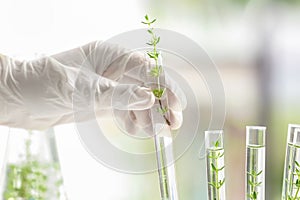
[
  {"x1": 129, "y1": 109, "x2": 151, "y2": 127},
  {"x1": 168, "y1": 108, "x2": 183, "y2": 130},
  {"x1": 97, "y1": 43, "x2": 150, "y2": 82},
  {"x1": 93, "y1": 76, "x2": 155, "y2": 111},
  {"x1": 113, "y1": 109, "x2": 155, "y2": 136},
  {"x1": 113, "y1": 109, "x2": 138, "y2": 135},
  {"x1": 120, "y1": 53, "x2": 151, "y2": 83},
  {"x1": 111, "y1": 84, "x2": 155, "y2": 110}
]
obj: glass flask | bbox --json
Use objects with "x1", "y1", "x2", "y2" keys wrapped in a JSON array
[
  {"x1": 245, "y1": 126, "x2": 266, "y2": 200},
  {"x1": 205, "y1": 130, "x2": 226, "y2": 200},
  {"x1": 281, "y1": 124, "x2": 300, "y2": 200},
  {"x1": 1, "y1": 128, "x2": 68, "y2": 200}
]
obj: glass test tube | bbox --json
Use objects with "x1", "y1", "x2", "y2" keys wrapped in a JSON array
[
  {"x1": 246, "y1": 126, "x2": 266, "y2": 200},
  {"x1": 148, "y1": 52, "x2": 179, "y2": 200},
  {"x1": 282, "y1": 124, "x2": 300, "y2": 200},
  {"x1": 205, "y1": 130, "x2": 226, "y2": 200},
  {"x1": 154, "y1": 128, "x2": 178, "y2": 200}
]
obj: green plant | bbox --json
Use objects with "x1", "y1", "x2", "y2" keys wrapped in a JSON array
[
  {"x1": 3, "y1": 136, "x2": 63, "y2": 200},
  {"x1": 207, "y1": 140, "x2": 225, "y2": 200},
  {"x1": 142, "y1": 14, "x2": 171, "y2": 126},
  {"x1": 287, "y1": 161, "x2": 300, "y2": 200},
  {"x1": 247, "y1": 169, "x2": 263, "y2": 200}
]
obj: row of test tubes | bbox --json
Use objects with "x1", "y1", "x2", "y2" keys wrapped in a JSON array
[{"x1": 205, "y1": 124, "x2": 300, "y2": 200}]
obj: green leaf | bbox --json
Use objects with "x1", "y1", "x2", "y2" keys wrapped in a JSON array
[
  {"x1": 152, "y1": 88, "x2": 165, "y2": 98},
  {"x1": 218, "y1": 152, "x2": 225, "y2": 158},
  {"x1": 147, "y1": 29, "x2": 153, "y2": 34},
  {"x1": 208, "y1": 182, "x2": 217, "y2": 188},
  {"x1": 156, "y1": 36, "x2": 160, "y2": 44},
  {"x1": 218, "y1": 178, "x2": 225, "y2": 188},
  {"x1": 214, "y1": 140, "x2": 220, "y2": 148},
  {"x1": 145, "y1": 14, "x2": 149, "y2": 21},
  {"x1": 248, "y1": 170, "x2": 263, "y2": 178},
  {"x1": 251, "y1": 170, "x2": 257, "y2": 176},
  {"x1": 256, "y1": 181, "x2": 262, "y2": 186},
  {"x1": 147, "y1": 52, "x2": 157, "y2": 59},
  {"x1": 141, "y1": 21, "x2": 148, "y2": 25},
  {"x1": 220, "y1": 178, "x2": 225, "y2": 185},
  {"x1": 248, "y1": 180, "x2": 254, "y2": 187},
  {"x1": 256, "y1": 170, "x2": 263, "y2": 176},
  {"x1": 218, "y1": 166, "x2": 225, "y2": 171},
  {"x1": 150, "y1": 66, "x2": 162, "y2": 77},
  {"x1": 207, "y1": 155, "x2": 216, "y2": 159},
  {"x1": 296, "y1": 179, "x2": 300, "y2": 187},
  {"x1": 157, "y1": 106, "x2": 168, "y2": 115},
  {"x1": 151, "y1": 19, "x2": 157, "y2": 24},
  {"x1": 253, "y1": 191, "x2": 257, "y2": 199},
  {"x1": 211, "y1": 163, "x2": 217, "y2": 171},
  {"x1": 146, "y1": 42, "x2": 153, "y2": 46}
]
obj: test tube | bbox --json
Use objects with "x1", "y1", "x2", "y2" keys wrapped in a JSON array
[
  {"x1": 246, "y1": 126, "x2": 266, "y2": 200},
  {"x1": 282, "y1": 124, "x2": 300, "y2": 200},
  {"x1": 147, "y1": 52, "x2": 179, "y2": 200},
  {"x1": 154, "y1": 128, "x2": 178, "y2": 200},
  {"x1": 205, "y1": 130, "x2": 226, "y2": 200}
]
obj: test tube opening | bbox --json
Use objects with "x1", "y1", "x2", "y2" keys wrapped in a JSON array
[
  {"x1": 246, "y1": 126, "x2": 266, "y2": 147},
  {"x1": 287, "y1": 124, "x2": 300, "y2": 145},
  {"x1": 205, "y1": 130, "x2": 224, "y2": 150}
]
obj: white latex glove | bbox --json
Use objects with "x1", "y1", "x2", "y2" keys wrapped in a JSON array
[{"x1": 0, "y1": 41, "x2": 186, "y2": 133}]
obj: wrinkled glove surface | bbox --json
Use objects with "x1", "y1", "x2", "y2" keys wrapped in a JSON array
[{"x1": 0, "y1": 41, "x2": 186, "y2": 133}]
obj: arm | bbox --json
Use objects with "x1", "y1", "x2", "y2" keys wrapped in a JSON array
[{"x1": 0, "y1": 41, "x2": 154, "y2": 130}]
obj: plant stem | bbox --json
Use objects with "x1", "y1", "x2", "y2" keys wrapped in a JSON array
[
  {"x1": 207, "y1": 147, "x2": 225, "y2": 200},
  {"x1": 159, "y1": 99, "x2": 171, "y2": 126},
  {"x1": 215, "y1": 154, "x2": 220, "y2": 200},
  {"x1": 250, "y1": 177, "x2": 255, "y2": 200},
  {"x1": 143, "y1": 15, "x2": 170, "y2": 126},
  {"x1": 294, "y1": 187, "x2": 300, "y2": 200},
  {"x1": 147, "y1": 23, "x2": 160, "y2": 90}
]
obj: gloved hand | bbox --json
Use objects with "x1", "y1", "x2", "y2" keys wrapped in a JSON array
[{"x1": 0, "y1": 41, "x2": 186, "y2": 133}]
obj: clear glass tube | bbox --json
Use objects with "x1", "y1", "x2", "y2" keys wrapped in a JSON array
[
  {"x1": 150, "y1": 100, "x2": 178, "y2": 200},
  {"x1": 205, "y1": 130, "x2": 226, "y2": 200},
  {"x1": 246, "y1": 126, "x2": 266, "y2": 200},
  {"x1": 282, "y1": 124, "x2": 300, "y2": 200},
  {"x1": 147, "y1": 52, "x2": 179, "y2": 200},
  {"x1": 1, "y1": 128, "x2": 68, "y2": 200},
  {"x1": 154, "y1": 128, "x2": 178, "y2": 200}
]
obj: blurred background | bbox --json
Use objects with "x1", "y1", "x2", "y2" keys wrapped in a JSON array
[{"x1": 0, "y1": 0, "x2": 300, "y2": 199}]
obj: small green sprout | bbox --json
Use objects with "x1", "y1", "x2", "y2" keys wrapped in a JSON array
[
  {"x1": 214, "y1": 140, "x2": 220, "y2": 148},
  {"x1": 247, "y1": 170, "x2": 263, "y2": 200},
  {"x1": 287, "y1": 160, "x2": 300, "y2": 200},
  {"x1": 207, "y1": 147, "x2": 225, "y2": 200},
  {"x1": 142, "y1": 15, "x2": 171, "y2": 126}
]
